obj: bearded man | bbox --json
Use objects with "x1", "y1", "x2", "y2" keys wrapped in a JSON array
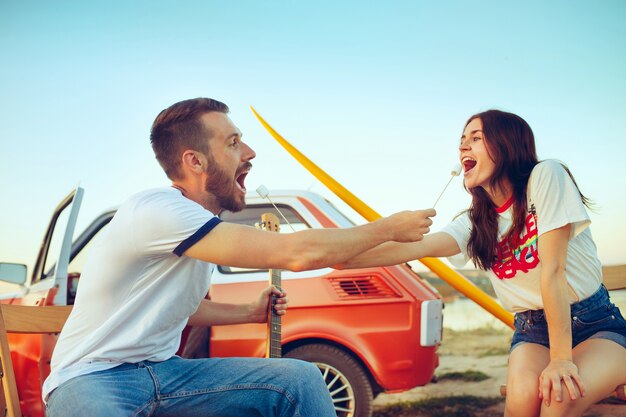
[{"x1": 43, "y1": 97, "x2": 435, "y2": 417}]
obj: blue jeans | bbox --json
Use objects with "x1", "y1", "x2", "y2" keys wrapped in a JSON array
[
  {"x1": 511, "y1": 284, "x2": 626, "y2": 352},
  {"x1": 46, "y1": 356, "x2": 336, "y2": 417}
]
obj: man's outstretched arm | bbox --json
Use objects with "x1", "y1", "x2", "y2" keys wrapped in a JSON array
[{"x1": 184, "y1": 209, "x2": 435, "y2": 271}]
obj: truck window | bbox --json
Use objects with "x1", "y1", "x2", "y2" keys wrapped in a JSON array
[
  {"x1": 67, "y1": 224, "x2": 109, "y2": 276},
  {"x1": 219, "y1": 204, "x2": 309, "y2": 274},
  {"x1": 40, "y1": 206, "x2": 73, "y2": 283}
]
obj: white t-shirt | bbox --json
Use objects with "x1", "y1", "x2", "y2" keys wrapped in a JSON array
[
  {"x1": 42, "y1": 187, "x2": 221, "y2": 400},
  {"x1": 442, "y1": 160, "x2": 602, "y2": 312}
]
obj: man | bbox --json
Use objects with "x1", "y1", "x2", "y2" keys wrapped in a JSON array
[{"x1": 43, "y1": 98, "x2": 436, "y2": 416}]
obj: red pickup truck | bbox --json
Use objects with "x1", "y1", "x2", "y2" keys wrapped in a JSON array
[{"x1": 0, "y1": 187, "x2": 443, "y2": 417}]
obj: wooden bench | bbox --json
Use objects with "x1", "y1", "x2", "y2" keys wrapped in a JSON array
[
  {"x1": 0, "y1": 304, "x2": 72, "y2": 417},
  {"x1": 500, "y1": 276, "x2": 626, "y2": 403},
  {"x1": 604, "y1": 270, "x2": 626, "y2": 293}
]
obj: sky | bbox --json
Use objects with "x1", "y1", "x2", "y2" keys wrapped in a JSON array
[{"x1": 1, "y1": 1, "x2": 625, "y2": 277}]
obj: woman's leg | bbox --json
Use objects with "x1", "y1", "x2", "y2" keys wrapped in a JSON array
[
  {"x1": 504, "y1": 343, "x2": 550, "y2": 417},
  {"x1": 539, "y1": 338, "x2": 626, "y2": 417}
]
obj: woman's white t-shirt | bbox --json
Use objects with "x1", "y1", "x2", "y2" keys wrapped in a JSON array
[{"x1": 442, "y1": 160, "x2": 602, "y2": 312}]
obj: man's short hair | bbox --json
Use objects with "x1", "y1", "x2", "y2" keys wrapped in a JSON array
[{"x1": 150, "y1": 98, "x2": 229, "y2": 180}]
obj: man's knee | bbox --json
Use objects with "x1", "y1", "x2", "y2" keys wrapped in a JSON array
[{"x1": 276, "y1": 359, "x2": 322, "y2": 385}]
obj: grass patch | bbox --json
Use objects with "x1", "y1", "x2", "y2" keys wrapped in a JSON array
[
  {"x1": 477, "y1": 346, "x2": 510, "y2": 357},
  {"x1": 374, "y1": 395, "x2": 503, "y2": 417},
  {"x1": 439, "y1": 326, "x2": 511, "y2": 357},
  {"x1": 438, "y1": 370, "x2": 490, "y2": 382},
  {"x1": 444, "y1": 326, "x2": 509, "y2": 337}
]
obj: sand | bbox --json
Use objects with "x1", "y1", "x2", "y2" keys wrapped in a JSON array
[{"x1": 373, "y1": 328, "x2": 626, "y2": 417}]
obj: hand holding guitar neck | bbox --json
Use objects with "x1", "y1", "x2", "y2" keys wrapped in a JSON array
[
  {"x1": 257, "y1": 212, "x2": 282, "y2": 358},
  {"x1": 432, "y1": 163, "x2": 462, "y2": 208}
]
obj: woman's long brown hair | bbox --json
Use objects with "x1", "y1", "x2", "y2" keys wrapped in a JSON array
[
  {"x1": 465, "y1": 110, "x2": 538, "y2": 270},
  {"x1": 465, "y1": 110, "x2": 591, "y2": 270}
]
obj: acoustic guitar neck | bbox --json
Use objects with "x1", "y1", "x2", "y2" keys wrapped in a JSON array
[{"x1": 260, "y1": 213, "x2": 282, "y2": 358}]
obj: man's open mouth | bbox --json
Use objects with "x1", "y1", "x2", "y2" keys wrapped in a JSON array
[{"x1": 235, "y1": 167, "x2": 251, "y2": 192}]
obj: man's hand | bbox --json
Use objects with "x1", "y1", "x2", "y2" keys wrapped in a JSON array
[
  {"x1": 249, "y1": 285, "x2": 288, "y2": 323},
  {"x1": 384, "y1": 209, "x2": 436, "y2": 243}
]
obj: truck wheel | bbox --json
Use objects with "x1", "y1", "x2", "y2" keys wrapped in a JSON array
[{"x1": 285, "y1": 344, "x2": 373, "y2": 417}]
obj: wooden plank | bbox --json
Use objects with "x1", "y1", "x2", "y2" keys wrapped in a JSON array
[
  {"x1": 0, "y1": 307, "x2": 25, "y2": 417},
  {"x1": 603, "y1": 274, "x2": 626, "y2": 291},
  {"x1": 0, "y1": 305, "x2": 73, "y2": 417},
  {"x1": 603, "y1": 265, "x2": 626, "y2": 291},
  {"x1": 0, "y1": 305, "x2": 72, "y2": 334}
]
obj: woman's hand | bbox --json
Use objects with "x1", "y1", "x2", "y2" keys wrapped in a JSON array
[
  {"x1": 538, "y1": 359, "x2": 585, "y2": 406},
  {"x1": 250, "y1": 285, "x2": 288, "y2": 323}
]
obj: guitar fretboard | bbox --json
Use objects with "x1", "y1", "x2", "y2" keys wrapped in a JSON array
[
  {"x1": 268, "y1": 268, "x2": 282, "y2": 358},
  {"x1": 261, "y1": 212, "x2": 282, "y2": 359}
]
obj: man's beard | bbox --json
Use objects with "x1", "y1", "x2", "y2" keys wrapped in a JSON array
[{"x1": 203, "y1": 160, "x2": 250, "y2": 213}]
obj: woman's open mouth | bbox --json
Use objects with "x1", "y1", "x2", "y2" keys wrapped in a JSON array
[{"x1": 462, "y1": 157, "x2": 477, "y2": 175}]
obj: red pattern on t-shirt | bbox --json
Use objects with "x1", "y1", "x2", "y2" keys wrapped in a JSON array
[{"x1": 492, "y1": 209, "x2": 540, "y2": 279}]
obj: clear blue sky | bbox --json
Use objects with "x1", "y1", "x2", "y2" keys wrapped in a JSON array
[{"x1": 2, "y1": 1, "x2": 625, "y2": 274}]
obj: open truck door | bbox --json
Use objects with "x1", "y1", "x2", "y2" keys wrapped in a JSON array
[{"x1": 0, "y1": 187, "x2": 84, "y2": 305}]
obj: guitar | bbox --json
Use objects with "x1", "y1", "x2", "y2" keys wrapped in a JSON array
[{"x1": 259, "y1": 213, "x2": 282, "y2": 358}]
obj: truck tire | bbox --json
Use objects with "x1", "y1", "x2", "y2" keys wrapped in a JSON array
[{"x1": 285, "y1": 344, "x2": 373, "y2": 417}]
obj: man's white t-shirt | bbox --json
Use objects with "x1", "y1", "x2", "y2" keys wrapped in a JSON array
[
  {"x1": 442, "y1": 160, "x2": 602, "y2": 312},
  {"x1": 42, "y1": 187, "x2": 221, "y2": 400}
]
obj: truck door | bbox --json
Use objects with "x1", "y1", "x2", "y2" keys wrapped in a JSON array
[{"x1": 25, "y1": 187, "x2": 84, "y2": 306}]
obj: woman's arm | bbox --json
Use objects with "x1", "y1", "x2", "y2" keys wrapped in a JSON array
[
  {"x1": 538, "y1": 224, "x2": 586, "y2": 405},
  {"x1": 334, "y1": 232, "x2": 461, "y2": 269}
]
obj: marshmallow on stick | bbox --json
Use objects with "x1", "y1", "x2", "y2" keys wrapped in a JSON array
[
  {"x1": 432, "y1": 163, "x2": 462, "y2": 208},
  {"x1": 256, "y1": 185, "x2": 296, "y2": 231}
]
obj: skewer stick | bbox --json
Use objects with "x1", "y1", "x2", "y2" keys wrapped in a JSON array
[{"x1": 432, "y1": 163, "x2": 462, "y2": 208}]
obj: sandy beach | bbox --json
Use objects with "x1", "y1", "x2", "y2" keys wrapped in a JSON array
[{"x1": 372, "y1": 327, "x2": 625, "y2": 417}]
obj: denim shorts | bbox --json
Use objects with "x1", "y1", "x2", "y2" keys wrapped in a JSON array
[{"x1": 510, "y1": 285, "x2": 626, "y2": 352}]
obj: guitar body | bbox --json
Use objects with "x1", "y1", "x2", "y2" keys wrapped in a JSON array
[{"x1": 260, "y1": 213, "x2": 282, "y2": 358}]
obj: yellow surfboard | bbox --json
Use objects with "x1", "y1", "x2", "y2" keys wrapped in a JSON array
[{"x1": 251, "y1": 106, "x2": 514, "y2": 329}]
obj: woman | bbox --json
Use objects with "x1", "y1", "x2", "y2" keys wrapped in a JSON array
[{"x1": 338, "y1": 110, "x2": 626, "y2": 417}]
